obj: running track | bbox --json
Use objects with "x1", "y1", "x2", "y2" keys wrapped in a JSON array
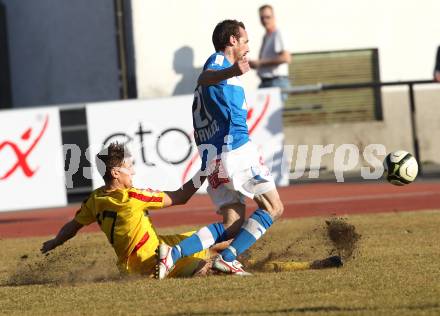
[{"x1": 1, "y1": 182, "x2": 439, "y2": 238}]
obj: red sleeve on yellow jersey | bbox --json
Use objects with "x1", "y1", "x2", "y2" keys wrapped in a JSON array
[
  {"x1": 128, "y1": 188, "x2": 165, "y2": 209},
  {"x1": 74, "y1": 197, "x2": 96, "y2": 226}
]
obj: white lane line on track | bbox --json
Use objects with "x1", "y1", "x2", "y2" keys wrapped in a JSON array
[{"x1": 283, "y1": 191, "x2": 440, "y2": 205}]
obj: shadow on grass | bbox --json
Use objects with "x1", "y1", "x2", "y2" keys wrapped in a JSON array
[{"x1": 169, "y1": 303, "x2": 440, "y2": 315}]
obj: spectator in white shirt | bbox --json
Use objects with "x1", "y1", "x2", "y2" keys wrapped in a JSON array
[{"x1": 250, "y1": 4, "x2": 291, "y2": 100}]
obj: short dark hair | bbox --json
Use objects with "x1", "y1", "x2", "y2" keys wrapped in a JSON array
[
  {"x1": 259, "y1": 4, "x2": 274, "y2": 12},
  {"x1": 96, "y1": 142, "x2": 131, "y2": 182},
  {"x1": 212, "y1": 20, "x2": 245, "y2": 52}
]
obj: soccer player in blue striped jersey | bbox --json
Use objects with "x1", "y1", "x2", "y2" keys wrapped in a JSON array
[{"x1": 158, "y1": 20, "x2": 284, "y2": 278}]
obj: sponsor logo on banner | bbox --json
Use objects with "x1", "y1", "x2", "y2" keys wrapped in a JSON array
[
  {"x1": 0, "y1": 115, "x2": 49, "y2": 180},
  {"x1": 0, "y1": 108, "x2": 67, "y2": 212},
  {"x1": 86, "y1": 88, "x2": 287, "y2": 191}
]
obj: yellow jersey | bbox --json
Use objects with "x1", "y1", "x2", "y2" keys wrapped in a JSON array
[{"x1": 74, "y1": 187, "x2": 165, "y2": 267}]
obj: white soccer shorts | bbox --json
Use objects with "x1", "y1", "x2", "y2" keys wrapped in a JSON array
[{"x1": 205, "y1": 141, "x2": 276, "y2": 211}]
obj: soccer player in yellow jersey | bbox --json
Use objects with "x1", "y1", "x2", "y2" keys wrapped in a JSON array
[{"x1": 40, "y1": 142, "x2": 212, "y2": 278}]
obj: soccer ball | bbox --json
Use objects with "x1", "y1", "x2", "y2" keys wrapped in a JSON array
[{"x1": 383, "y1": 150, "x2": 418, "y2": 186}]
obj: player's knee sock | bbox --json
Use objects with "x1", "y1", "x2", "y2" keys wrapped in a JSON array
[
  {"x1": 171, "y1": 222, "x2": 227, "y2": 262},
  {"x1": 221, "y1": 209, "x2": 273, "y2": 262}
]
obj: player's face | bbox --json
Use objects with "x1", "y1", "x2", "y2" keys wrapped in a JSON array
[
  {"x1": 115, "y1": 157, "x2": 135, "y2": 188},
  {"x1": 234, "y1": 27, "x2": 249, "y2": 60}
]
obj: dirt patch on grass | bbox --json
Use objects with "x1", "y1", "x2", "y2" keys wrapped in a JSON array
[{"x1": 325, "y1": 217, "x2": 361, "y2": 260}]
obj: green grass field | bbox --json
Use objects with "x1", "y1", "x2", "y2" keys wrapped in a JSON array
[{"x1": 1, "y1": 210, "x2": 439, "y2": 315}]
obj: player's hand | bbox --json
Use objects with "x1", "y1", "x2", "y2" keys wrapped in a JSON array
[
  {"x1": 233, "y1": 57, "x2": 250, "y2": 76},
  {"x1": 40, "y1": 238, "x2": 59, "y2": 254}
]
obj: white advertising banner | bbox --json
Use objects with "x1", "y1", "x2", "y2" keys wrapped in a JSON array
[
  {"x1": 0, "y1": 107, "x2": 67, "y2": 212},
  {"x1": 86, "y1": 87, "x2": 288, "y2": 191}
]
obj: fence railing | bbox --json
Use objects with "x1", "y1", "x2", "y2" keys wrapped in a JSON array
[{"x1": 283, "y1": 79, "x2": 437, "y2": 175}]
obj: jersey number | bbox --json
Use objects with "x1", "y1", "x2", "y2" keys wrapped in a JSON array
[
  {"x1": 96, "y1": 210, "x2": 117, "y2": 244},
  {"x1": 193, "y1": 86, "x2": 212, "y2": 128}
]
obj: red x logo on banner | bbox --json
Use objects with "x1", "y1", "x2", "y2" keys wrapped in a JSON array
[{"x1": 0, "y1": 115, "x2": 49, "y2": 180}]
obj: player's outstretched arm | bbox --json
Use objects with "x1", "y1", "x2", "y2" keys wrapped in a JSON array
[
  {"x1": 198, "y1": 57, "x2": 250, "y2": 86},
  {"x1": 162, "y1": 170, "x2": 207, "y2": 207},
  {"x1": 40, "y1": 219, "x2": 83, "y2": 254}
]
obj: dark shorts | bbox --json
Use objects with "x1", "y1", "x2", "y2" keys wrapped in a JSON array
[{"x1": 259, "y1": 76, "x2": 291, "y2": 102}]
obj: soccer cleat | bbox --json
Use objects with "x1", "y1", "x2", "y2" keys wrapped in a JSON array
[
  {"x1": 156, "y1": 243, "x2": 175, "y2": 280},
  {"x1": 212, "y1": 255, "x2": 252, "y2": 276},
  {"x1": 310, "y1": 255, "x2": 343, "y2": 269}
]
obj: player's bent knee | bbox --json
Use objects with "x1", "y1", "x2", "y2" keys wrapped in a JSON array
[
  {"x1": 266, "y1": 198, "x2": 283, "y2": 221},
  {"x1": 272, "y1": 199, "x2": 284, "y2": 220},
  {"x1": 254, "y1": 194, "x2": 284, "y2": 221}
]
